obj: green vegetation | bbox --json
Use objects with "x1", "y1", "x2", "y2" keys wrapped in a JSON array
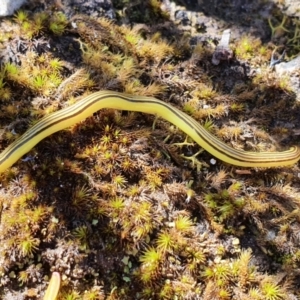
[{"x1": 0, "y1": 3, "x2": 299, "y2": 300}]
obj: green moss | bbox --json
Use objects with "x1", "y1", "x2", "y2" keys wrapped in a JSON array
[{"x1": 0, "y1": 3, "x2": 300, "y2": 299}]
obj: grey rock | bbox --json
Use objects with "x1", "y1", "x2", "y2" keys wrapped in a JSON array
[{"x1": 0, "y1": 0, "x2": 27, "y2": 16}]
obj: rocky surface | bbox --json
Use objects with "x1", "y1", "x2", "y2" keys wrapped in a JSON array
[
  {"x1": 0, "y1": 0, "x2": 27, "y2": 16},
  {"x1": 0, "y1": 0, "x2": 300, "y2": 299}
]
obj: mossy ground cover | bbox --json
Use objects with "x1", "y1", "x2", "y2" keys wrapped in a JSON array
[{"x1": 0, "y1": 0, "x2": 300, "y2": 299}]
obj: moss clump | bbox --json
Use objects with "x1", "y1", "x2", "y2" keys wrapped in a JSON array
[{"x1": 0, "y1": 3, "x2": 300, "y2": 300}]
